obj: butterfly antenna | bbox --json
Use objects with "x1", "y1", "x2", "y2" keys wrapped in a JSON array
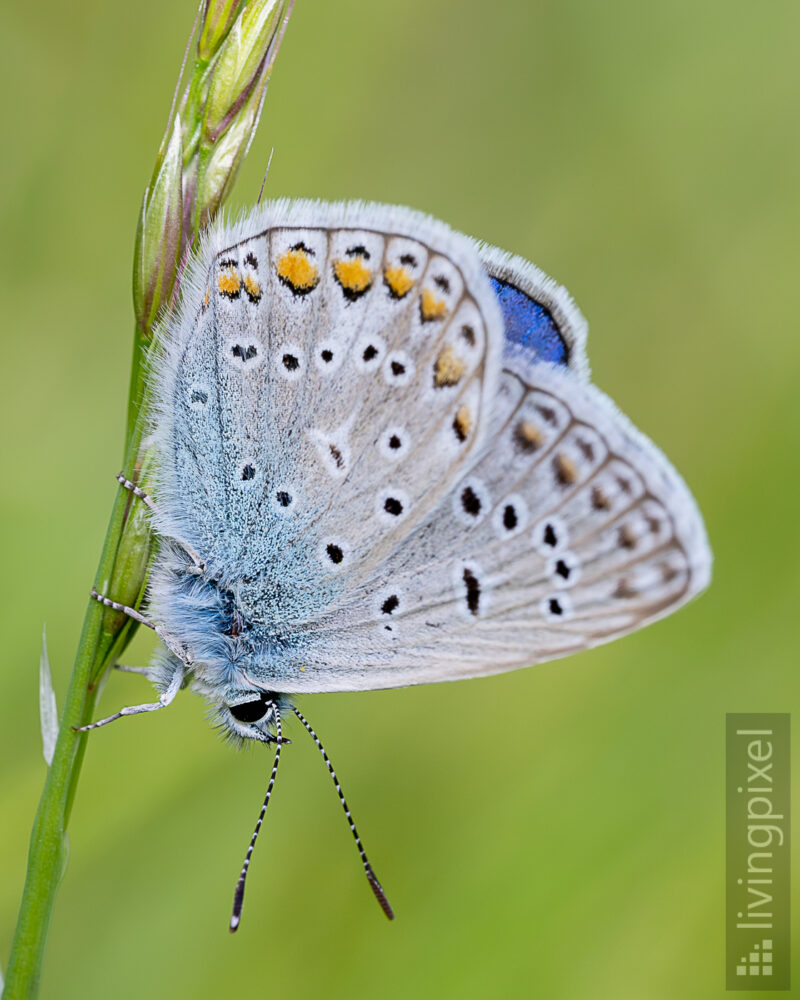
[
  {"x1": 230, "y1": 703, "x2": 283, "y2": 932},
  {"x1": 291, "y1": 705, "x2": 395, "y2": 920}
]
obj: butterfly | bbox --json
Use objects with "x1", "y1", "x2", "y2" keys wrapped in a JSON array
[{"x1": 80, "y1": 200, "x2": 711, "y2": 928}]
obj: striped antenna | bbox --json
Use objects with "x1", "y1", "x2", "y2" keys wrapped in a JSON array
[
  {"x1": 291, "y1": 705, "x2": 395, "y2": 920},
  {"x1": 230, "y1": 703, "x2": 283, "y2": 932}
]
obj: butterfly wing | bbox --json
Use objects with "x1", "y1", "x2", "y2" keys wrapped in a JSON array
[
  {"x1": 479, "y1": 242, "x2": 590, "y2": 378},
  {"x1": 280, "y1": 350, "x2": 711, "y2": 691},
  {"x1": 151, "y1": 200, "x2": 504, "y2": 630},
  {"x1": 151, "y1": 203, "x2": 709, "y2": 694}
]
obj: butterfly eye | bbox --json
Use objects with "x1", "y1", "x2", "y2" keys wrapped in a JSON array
[{"x1": 229, "y1": 694, "x2": 270, "y2": 723}]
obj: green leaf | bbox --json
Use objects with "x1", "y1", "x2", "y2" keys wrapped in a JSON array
[
  {"x1": 39, "y1": 627, "x2": 58, "y2": 767},
  {"x1": 204, "y1": 0, "x2": 284, "y2": 140},
  {"x1": 132, "y1": 114, "x2": 184, "y2": 336},
  {"x1": 198, "y1": 0, "x2": 244, "y2": 61}
]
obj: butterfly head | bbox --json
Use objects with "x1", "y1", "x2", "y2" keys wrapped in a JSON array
[{"x1": 223, "y1": 689, "x2": 284, "y2": 744}]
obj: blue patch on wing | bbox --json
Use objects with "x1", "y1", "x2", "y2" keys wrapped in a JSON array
[{"x1": 490, "y1": 276, "x2": 569, "y2": 367}]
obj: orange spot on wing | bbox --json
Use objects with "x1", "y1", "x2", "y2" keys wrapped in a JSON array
[
  {"x1": 420, "y1": 287, "x2": 448, "y2": 322},
  {"x1": 333, "y1": 256, "x2": 372, "y2": 295},
  {"x1": 276, "y1": 249, "x2": 319, "y2": 292},
  {"x1": 553, "y1": 453, "x2": 578, "y2": 486},
  {"x1": 515, "y1": 420, "x2": 544, "y2": 452},
  {"x1": 433, "y1": 344, "x2": 466, "y2": 387},
  {"x1": 384, "y1": 264, "x2": 414, "y2": 299},
  {"x1": 452, "y1": 405, "x2": 472, "y2": 442},
  {"x1": 243, "y1": 274, "x2": 261, "y2": 303},
  {"x1": 590, "y1": 485, "x2": 610, "y2": 510},
  {"x1": 218, "y1": 269, "x2": 241, "y2": 298}
]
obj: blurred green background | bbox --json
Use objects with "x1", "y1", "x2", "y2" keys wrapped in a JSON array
[{"x1": 1, "y1": 1, "x2": 797, "y2": 997}]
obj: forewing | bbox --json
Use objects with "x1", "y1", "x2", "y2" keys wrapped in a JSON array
[{"x1": 152, "y1": 201, "x2": 504, "y2": 629}]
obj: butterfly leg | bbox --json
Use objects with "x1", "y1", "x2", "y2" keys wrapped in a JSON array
[
  {"x1": 74, "y1": 658, "x2": 186, "y2": 732},
  {"x1": 114, "y1": 663, "x2": 157, "y2": 678},
  {"x1": 89, "y1": 587, "x2": 193, "y2": 667},
  {"x1": 116, "y1": 472, "x2": 206, "y2": 573}
]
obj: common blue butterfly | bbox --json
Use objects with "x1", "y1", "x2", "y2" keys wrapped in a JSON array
[{"x1": 80, "y1": 200, "x2": 711, "y2": 928}]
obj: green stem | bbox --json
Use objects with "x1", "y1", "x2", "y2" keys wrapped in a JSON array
[
  {"x1": 3, "y1": 409, "x2": 145, "y2": 999},
  {"x1": 3, "y1": 5, "x2": 293, "y2": 992}
]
